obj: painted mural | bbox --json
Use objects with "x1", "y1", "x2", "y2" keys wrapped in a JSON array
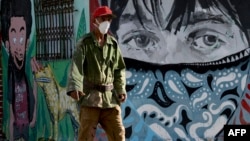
[
  {"x1": 1, "y1": 0, "x2": 38, "y2": 140},
  {"x1": 1, "y1": 0, "x2": 83, "y2": 140},
  {"x1": 93, "y1": 0, "x2": 250, "y2": 140},
  {"x1": 1, "y1": 0, "x2": 250, "y2": 141}
]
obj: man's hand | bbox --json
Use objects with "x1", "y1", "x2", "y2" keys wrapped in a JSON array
[
  {"x1": 118, "y1": 94, "x2": 127, "y2": 103},
  {"x1": 69, "y1": 90, "x2": 85, "y2": 101}
]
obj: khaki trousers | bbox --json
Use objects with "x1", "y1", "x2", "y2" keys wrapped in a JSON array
[{"x1": 78, "y1": 105, "x2": 125, "y2": 141}]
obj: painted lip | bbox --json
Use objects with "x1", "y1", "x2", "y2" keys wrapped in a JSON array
[
  {"x1": 13, "y1": 53, "x2": 24, "y2": 69},
  {"x1": 186, "y1": 48, "x2": 250, "y2": 66},
  {"x1": 15, "y1": 51, "x2": 24, "y2": 61},
  {"x1": 124, "y1": 48, "x2": 250, "y2": 72}
]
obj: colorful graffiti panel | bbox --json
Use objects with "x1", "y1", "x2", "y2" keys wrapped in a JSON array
[
  {"x1": 93, "y1": 0, "x2": 250, "y2": 140},
  {"x1": 1, "y1": 0, "x2": 250, "y2": 140}
]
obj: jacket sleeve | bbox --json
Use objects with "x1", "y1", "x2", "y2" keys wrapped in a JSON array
[
  {"x1": 113, "y1": 43, "x2": 127, "y2": 95},
  {"x1": 66, "y1": 38, "x2": 85, "y2": 95}
]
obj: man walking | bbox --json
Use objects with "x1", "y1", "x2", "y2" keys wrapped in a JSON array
[{"x1": 66, "y1": 6, "x2": 127, "y2": 141}]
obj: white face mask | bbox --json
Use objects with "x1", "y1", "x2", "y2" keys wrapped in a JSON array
[{"x1": 96, "y1": 20, "x2": 110, "y2": 34}]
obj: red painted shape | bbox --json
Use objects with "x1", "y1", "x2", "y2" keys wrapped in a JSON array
[
  {"x1": 246, "y1": 93, "x2": 250, "y2": 99},
  {"x1": 241, "y1": 99, "x2": 250, "y2": 113},
  {"x1": 239, "y1": 109, "x2": 248, "y2": 124}
]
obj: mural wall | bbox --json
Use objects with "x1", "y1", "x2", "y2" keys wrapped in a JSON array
[
  {"x1": 1, "y1": 0, "x2": 250, "y2": 140},
  {"x1": 104, "y1": 0, "x2": 250, "y2": 140}
]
